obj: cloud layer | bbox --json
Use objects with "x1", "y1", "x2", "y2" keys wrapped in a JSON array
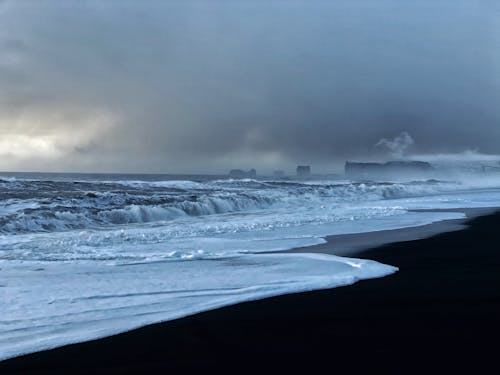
[{"x1": 1, "y1": 0, "x2": 499, "y2": 173}]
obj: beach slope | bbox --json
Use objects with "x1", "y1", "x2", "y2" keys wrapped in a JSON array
[{"x1": 2, "y1": 211, "x2": 499, "y2": 373}]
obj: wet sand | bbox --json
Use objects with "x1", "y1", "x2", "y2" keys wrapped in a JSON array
[{"x1": 276, "y1": 207, "x2": 496, "y2": 256}]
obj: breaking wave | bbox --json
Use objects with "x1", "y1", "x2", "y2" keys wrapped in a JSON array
[{"x1": 0, "y1": 177, "x2": 461, "y2": 234}]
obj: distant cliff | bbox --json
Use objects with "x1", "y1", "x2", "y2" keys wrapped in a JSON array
[{"x1": 345, "y1": 161, "x2": 433, "y2": 179}]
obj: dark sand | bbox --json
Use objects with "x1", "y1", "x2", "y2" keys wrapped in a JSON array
[
  {"x1": 275, "y1": 207, "x2": 495, "y2": 256},
  {"x1": 2, "y1": 209, "x2": 500, "y2": 373}
]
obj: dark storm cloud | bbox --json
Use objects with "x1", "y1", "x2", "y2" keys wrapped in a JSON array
[{"x1": 1, "y1": 0, "x2": 499, "y2": 173}]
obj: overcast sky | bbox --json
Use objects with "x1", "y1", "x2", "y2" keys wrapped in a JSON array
[{"x1": 1, "y1": 0, "x2": 499, "y2": 174}]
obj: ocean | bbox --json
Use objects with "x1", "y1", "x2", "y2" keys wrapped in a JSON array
[{"x1": 2, "y1": 171, "x2": 500, "y2": 360}]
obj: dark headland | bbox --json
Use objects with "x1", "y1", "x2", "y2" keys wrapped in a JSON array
[{"x1": 2, "y1": 210, "x2": 500, "y2": 374}]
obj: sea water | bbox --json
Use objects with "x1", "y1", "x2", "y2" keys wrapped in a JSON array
[{"x1": 1, "y1": 172, "x2": 500, "y2": 360}]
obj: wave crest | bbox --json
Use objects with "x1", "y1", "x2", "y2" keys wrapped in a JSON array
[{"x1": 0, "y1": 178, "x2": 457, "y2": 234}]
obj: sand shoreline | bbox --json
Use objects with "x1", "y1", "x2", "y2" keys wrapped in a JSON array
[
  {"x1": 2, "y1": 207, "x2": 500, "y2": 373},
  {"x1": 272, "y1": 207, "x2": 497, "y2": 256}
]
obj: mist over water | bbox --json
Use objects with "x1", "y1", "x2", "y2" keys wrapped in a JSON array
[{"x1": 375, "y1": 132, "x2": 415, "y2": 159}]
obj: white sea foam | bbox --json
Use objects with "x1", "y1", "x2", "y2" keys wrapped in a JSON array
[
  {"x1": 0, "y1": 253, "x2": 397, "y2": 361},
  {"x1": 111, "y1": 179, "x2": 209, "y2": 190},
  {"x1": 0, "y1": 178, "x2": 466, "y2": 234},
  {"x1": 1, "y1": 175, "x2": 500, "y2": 361}
]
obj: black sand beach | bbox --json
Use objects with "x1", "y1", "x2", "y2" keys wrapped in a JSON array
[{"x1": 2, "y1": 210, "x2": 500, "y2": 374}]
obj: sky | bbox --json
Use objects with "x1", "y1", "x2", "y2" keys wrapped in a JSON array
[{"x1": 0, "y1": 0, "x2": 499, "y2": 174}]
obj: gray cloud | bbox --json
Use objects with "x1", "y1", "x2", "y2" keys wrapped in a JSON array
[{"x1": 1, "y1": 0, "x2": 499, "y2": 173}]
